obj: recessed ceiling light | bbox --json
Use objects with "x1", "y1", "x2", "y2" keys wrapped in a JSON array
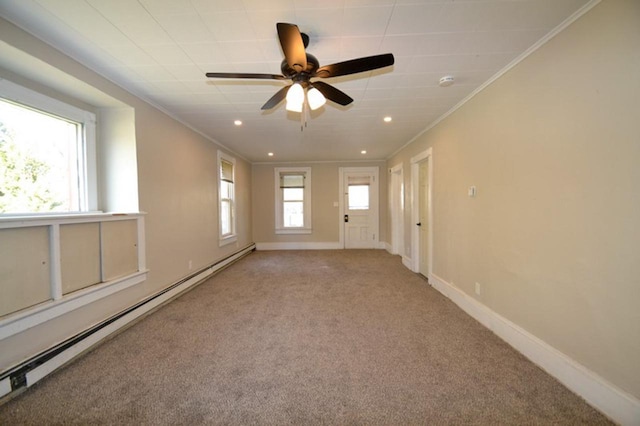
[
  {"x1": 361, "y1": 150, "x2": 367, "y2": 154},
  {"x1": 268, "y1": 152, "x2": 274, "y2": 157},
  {"x1": 383, "y1": 116, "x2": 392, "y2": 123},
  {"x1": 234, "y1": 120, "x2": 242, "y2": 126}
]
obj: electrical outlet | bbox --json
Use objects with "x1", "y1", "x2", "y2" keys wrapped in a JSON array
[
  {"x1": 475, "y1": 282, "x2": 481, "y2": 295},
  {"x1": 188, "y1": 260, "x2": 193, "y2": 270}
]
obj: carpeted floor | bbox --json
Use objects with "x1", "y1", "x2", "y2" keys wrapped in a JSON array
[{"x1": 0, "y1": 250, "x2": 611, "y2": 425}]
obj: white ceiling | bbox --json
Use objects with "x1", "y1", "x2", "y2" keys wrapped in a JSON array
[{"x1": 0, "y1": 0, "x2": 590, "y2": 163}]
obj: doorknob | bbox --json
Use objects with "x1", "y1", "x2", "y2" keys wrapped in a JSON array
[
  {"x1": 344, "y1": 214, "x2": 349, "y2": 223},
  {"x1": 416, "y1": 222, "x2": 421, "y2": 226}
]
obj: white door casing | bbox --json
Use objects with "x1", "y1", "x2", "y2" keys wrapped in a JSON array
[{"x1": 389, "y1": 164, "x2": 404, "y2": 256}]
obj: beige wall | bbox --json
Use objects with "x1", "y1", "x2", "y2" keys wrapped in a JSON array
[
  {"x1": 388, "y1": 0, "x2": 640, "y2": 399},
  {"x1": 0, "y1": 18, "x2": 252, "y2": 370},
  {"x1": 253, "y1": 162, "x2": 387, "y2": 245}
]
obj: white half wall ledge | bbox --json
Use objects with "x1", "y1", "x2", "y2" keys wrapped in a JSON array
[{"x1": 428, "y1": 273, "x2": 640, "y2": 426}]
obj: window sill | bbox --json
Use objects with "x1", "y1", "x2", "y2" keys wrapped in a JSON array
[
  {"x1": 275, "y1": 228, "x2": 312, "y2": 235},
  {"x1": 219, "y1": 234, "x2": 238, "y2": 247}
]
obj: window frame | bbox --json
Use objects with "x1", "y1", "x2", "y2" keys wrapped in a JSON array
[
  {"x1": 274, "y1": 167, "x2": 312, "y2": 234},
  {"x1": 0, "y1": 78, "x2": 97, "y2": 216},
  {"x1": 217, "y1": 151, "x2": 237, "y2": 246}
]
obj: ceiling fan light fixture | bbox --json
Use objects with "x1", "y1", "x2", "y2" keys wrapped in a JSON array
[
  {"x1": 286, "y1": 83, "x2": 304, "y2": 112},
  {"x1": 307, "y1": 87, "x2": 326, "y2": 110},
  {"x1": 286, "y1": 99, "x2": 304, "y2": 113},
  {"x1": 206, "y1": 23, "x2": 395, "y2": 114}
]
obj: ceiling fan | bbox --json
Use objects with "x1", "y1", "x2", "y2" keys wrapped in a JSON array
[{"x1": 205, "y1": 23, "x2": 394, "y2": 113}]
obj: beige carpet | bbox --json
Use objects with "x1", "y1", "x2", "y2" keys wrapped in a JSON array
[{"x1": 0, "y1": 250, "x2": 611, "y2": 424}]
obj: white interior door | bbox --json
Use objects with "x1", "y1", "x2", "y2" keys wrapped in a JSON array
[
  {"x1": 411, "y1": 148, "x2": 432, "y2": 276},
  {"x1": 418, "y1": 161, "x2": 429, "y2": 276},
  {"x1": 341, "y1": 168, "x2": 379, "y2": 249}
]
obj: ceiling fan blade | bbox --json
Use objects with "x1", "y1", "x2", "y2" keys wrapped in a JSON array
[
  {"x1": 314, "y1": 53, "x2": 394, "y2": 78},
  {"x1": 261, "y1": 86, "x2": 291, "y2": 110},
  {"x1": 206, "y1": 72, "x2": 286, "y2": 80},
  {"x1": 276, "y1": 23, "x2": 307, "y2": 72},
  {"x1": 311, "y1": 81, "x2": 353, "y2": 106}
]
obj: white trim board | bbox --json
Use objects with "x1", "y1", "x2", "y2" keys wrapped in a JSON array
[
  {"x1": 402, "y1": 256, "x2": 412, "y2": 271},
  {"x1": 256, "y1": 242, "x2": 342, "y2": 251},
  {"x1": 0, "y1": 271, "x2": 147, "y2": 341},
  {"x1": 428, "y1": 273, "x2": 640, "y2": 426},
  {"x1": 383, "y1": 242, "x2": 393, "y2": 254},
  {"x1": 256, "y1": 242, "x2": 388, "y2": 251},
  {"x1": 0, "y1": 377, "x2": 10, "y2": 400}
]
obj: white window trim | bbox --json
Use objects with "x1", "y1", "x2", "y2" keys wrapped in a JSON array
[
  {"x1": 275, "y1": 167, "x2": 312, "y2": 235},
  {"x1": 217, "y1": 151, "x2": 237, "y2": 246},
  {"x1": 0, "y1": 78, "x2": 98, "y2": 214}
]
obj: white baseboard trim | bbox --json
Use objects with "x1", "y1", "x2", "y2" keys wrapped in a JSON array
[
  {"x1": 256, "y1": 242, "x2": 390, "y2": 251},
  {"x1": 0, "y1": 377, "x2": 10, "y2": 400},
  {"x1": 429, "y1": 273, "x2": 640, "y2": 426},
  {"x1": 384, "y1": 242, "x2": 394, "y2": 254},
  {"x1": 0, "y1": 244, "x2": 255, "y2": 401},
  {"x1": 256, "y1": 242, "x2": 342, "y2": 250},
  {"x1": 0, "y1": 271, "x2": 148, "y2": 341},
  {"x1": 402, "y1": 255, "x2": 413, "y2": 270}
]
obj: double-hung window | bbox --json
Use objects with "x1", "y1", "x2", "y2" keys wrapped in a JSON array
[
  {"x1": 0, "y1": 79, "x2": 96, "y2": 215},
  {"x1": 218, "y1": 151, "x2": 236, "y2": 245},
  {"x1": 275, "y1": 167, "x2": 311, "y2": 234}
]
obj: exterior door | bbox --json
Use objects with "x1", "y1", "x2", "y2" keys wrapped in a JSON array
[{"x1": 341, "y1": 168, "x2": 379, "y2": 249}]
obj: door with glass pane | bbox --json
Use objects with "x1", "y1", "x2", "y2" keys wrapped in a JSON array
[{"x1": 341, "y1": 168, "x2": 379, "y2": 249}]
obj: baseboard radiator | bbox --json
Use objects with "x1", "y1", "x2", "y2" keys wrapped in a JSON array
[{"x1": 0, "y1": 243, "x2": 256, "y2": 403}]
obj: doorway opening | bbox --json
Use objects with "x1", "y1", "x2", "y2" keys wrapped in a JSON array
[{"x1": 410, "y1": 149, "x2": 433, "y2": 279}]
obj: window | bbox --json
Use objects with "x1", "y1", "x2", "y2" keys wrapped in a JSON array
[
  {"x1": 218, "y1": 151, "x2": 236, "y2": 245},
  {"x1": 0, "y1": 79, "x2": 96, "y2": 215},
  {"x1": 275, "y1": 167, "x2": 311, "y2": 234},
  {"x1": 348, "y1": 185, "x2": 370, "y2": 210}
]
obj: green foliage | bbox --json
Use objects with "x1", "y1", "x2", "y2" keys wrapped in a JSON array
[{"x1": 0, "y1": 121, "x2": 63, "y2": 213}]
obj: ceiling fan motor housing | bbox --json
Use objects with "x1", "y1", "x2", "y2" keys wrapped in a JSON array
[{"x1": 281, "y1": 53, "x2": 320, "y2": 79}]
